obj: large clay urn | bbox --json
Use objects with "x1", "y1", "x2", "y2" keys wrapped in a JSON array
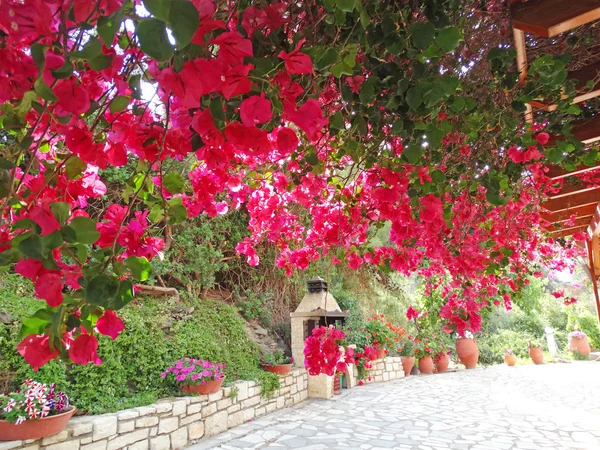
[
  {"x1": 401, "y1": 356, "x2": 415, "y2": 376},
  {"x1": 569, "y1": 336, "x2": 591, "y2": 356},
  {"x1": 418, "y1": 356, "x2": 434, "y2": 374},
  {"x1": 455, "y1": 338, "x2": 479, "y2": 369},
  {"x1": 504, "y1": 354, "x2": 517, "y2": 366},
  {"x1": 436, "y1": 352, "x2": 449, "y2": 373},
  {"x1": 529, "y1": 347, "x2": 544, "y2": 365}
]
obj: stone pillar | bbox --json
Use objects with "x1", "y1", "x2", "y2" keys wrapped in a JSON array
[
  {"x1": 308, "y1": 374, "x2": 334, "y2": 399},
  {"x1": 290, "y1": 315, "x2": 306, "y2": 367}
]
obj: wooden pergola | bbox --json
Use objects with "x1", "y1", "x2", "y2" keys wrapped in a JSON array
[{"x1": 509, "y1": 0, "x2": 600, "y2": 321}]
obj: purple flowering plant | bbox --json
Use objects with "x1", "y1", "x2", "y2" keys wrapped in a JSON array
[
  {"x1": 260, "y1": 349, "x2": 294, "y2": 367},
  {"x1": 161, "y1": 358, "x2": 226, "y2": 385},
  {"x1": 0, "y1": 379, "x2": 70, "y2": 424},
  {"x1": 568, "y1": 330, "x2": 587, "y2": 339},
  {"x1": 503, "y1": 349, "x2": 513, "y2": 355}
]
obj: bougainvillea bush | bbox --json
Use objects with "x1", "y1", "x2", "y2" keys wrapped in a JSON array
[
  {"x1": 0, "y1": 0, "x2": 589, "y2": 369},
  {"x1": 0, "y1": 379, "x2": 70, "y2": 424}
]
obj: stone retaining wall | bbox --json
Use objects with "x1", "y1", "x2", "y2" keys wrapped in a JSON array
[{"x1": 2, "y1": 369, "x2": 308, "y2": 450}]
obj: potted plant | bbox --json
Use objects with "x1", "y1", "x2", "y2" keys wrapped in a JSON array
[
  {"x1": 528, "y1": 341, "x2": 544, "y2": 365},
  {"x1": 0, "y1": 379, "x2": 75, "y2": 441},
  {"x1": 365, "y1": 314, "x2": 395, "y2": 359},
  {"x1": 503, "y1": 349, "x2": 517, "y2": 366},
  {"x1": 261, "y1": 349, "x2": 294, "y2": 375},
  {"x1": 161, "y1": 358, "x2": 226, "y2": 394},
  {"x1": 455, "y1": 332, "x2": 479, "y2": 369},
  {"x1": 414, "y1": 337, "x2": 435, "y2": 374},
  {"x1": 434, "y1": 348, "x2": 451, "y2": 373},
  {"x1": 568, "y1": 331, "x2": 591, "y2": 357},
  {"x1": 398, "y1": 337, "x2": 417, "y2": 376}
]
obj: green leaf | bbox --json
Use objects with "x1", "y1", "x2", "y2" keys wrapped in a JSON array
[
  {"x1": 435, "y1": 27, "x2": 462, "y2": 53},
  {"x1": 109, "y1": 95, "x2": 130, "y2": 114},
  {"x1": 85, "y1": 275, "x2": 119, "y2": 307},
  {"x1": 343, "y1": 44, "x2": 358, "y2": 67},
  {"x1": 34, "y1": 78, "x2": 58, "y2": 102},
  {"x1": 125, "y1": 256, "x2": 152, "y2": 281},
  {"x1": 359, "y1": 76, "x2": 379, "y2": 104},
  {"x1": 168, "y1": 0, "x2": 200, "y2": 49},
  {"x1": 0, "y1": 157, "x2": 16, "y2": 170},
  {"x1": 168, "y1": 204, "x2": 188, "y2": 225},
  {"x1": 411, "y1": 22, "x2": 435, "y2": 50},
  {"x1": 50, "y1": 202, "x2": 71, "y2": 224},
  {"x1": 67, "y1": 244, "x2": 88, "y2": 264},
  {"x1": 330, "y1": 111, "x2": 345, "y2": 130},
  {"x1": 143, "y1": 0, "x2": 171, "y2": 21},
  {"x1": 316, "y1": 47, "x2": 339, "y2": 69},
  {"x1": 20, "y1": 309, "x2": 53, "y2": 339},
  {"x1": 42, "y1": 231, "x2": 63, "y2": 254},
  {"x1": 405, "y1": 86, "x2": 423, "y2": 110},
  {"x1": 402, "y1": 144, "x2": 424, "y2": 164},
  {"x1": 98, "y1": 7, "x2": 125, "y2": 46},
  {"x1": 51, "y1": 61, "x2": 74, "y2": 79},
  {"x1": 69, "y1": 217, "x2": 100, "y2": 244},
  {"x1": 336, "y1": 0, "x2": 356, "y2": 12},
  {"x1": 75, "y1": 38, "x2": 102, "y2": 60},
  {"x1": 66, "y1": 155, "x2": 87, "y2": 180},
  {"x1": 88, "y1": 54, "x2": 114, "y2": 71},
  {"x1": 109, "y1": 280, "x2": 134, "y2": 310},
  {"x1": 547, "y1": 147, "x2": 564, "y2": 164},
  {"x1": 163, "y1": 173, "x2": 185, "y2": 194},
  {"x1": 331, "y1": 62, "x2": 353, "y2": 78},
  {"x1": 137, "y1": 19, "x2": 174, "y2": 62},
  {"x1": 31, "y1": 44, "x2": 48, "y2": 75},
  {"x1": 19, "y1": 234, "x2": 43, "y2": 259}
]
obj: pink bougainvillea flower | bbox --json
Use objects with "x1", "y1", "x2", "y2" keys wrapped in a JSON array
[
  {"x1": 210, "y1": 31, "x2": 253, "y2": 64},
  {"x1": 15, "y1": 258, "x2": 43, "y2": 281},
  {"x1": 278, "y1": 39, "x2": 313, "y2": 74},
  {"x1": 35, "y1": 272, "x2": 64, "y2": 307},
  {"x1": 17, "y1": 334, "x2": 59, "y2": 371},
  {"x1": 96, "y1": 310, "x2": 125, "y2": 340},
  {"x1": 69, "y1": 334, "x2": 102, "y2": 365},
  {"x1": 54, "y1": 80, "x2": 91, "y2": 115},
  {"x1": 535, "y1": 132, "x2": 550, "y2": 145},
  {"x1": 29, "y1": 204, "x2": 60, "y2": 236},
  {"x1": 241, "y1": 6, "x2": 268, "y2": 36},
  {"x1": 275, "y1": 127, "x2": 299, "y2": 155},
  {"x1": 240, "y1": 94, "x2": 272, "y2": 126},
  {"x1": 419, "y1": 194, "x2": 443, "y2": 223},
  {"x1": 551, "y1": 289, "x2": 564, "y2": 298},
  {"x1": 406, "y1": 306, "x2": 419, "y2": 321},
  {"x1": 346, "y1": 75, "x2": 365, "y2": 94},
  {"x1": 220, "y1": 64, "x2": 253, "y2": 100},
  {"x1": 284, "y1": 99, "x2": 328, "y2": 141}
]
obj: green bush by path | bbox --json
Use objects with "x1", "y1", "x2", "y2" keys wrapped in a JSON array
[{"x1": 0, "y1": 274, "x2": 279, "y2": 414}]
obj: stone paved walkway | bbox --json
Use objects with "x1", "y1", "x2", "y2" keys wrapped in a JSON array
[{"x1": 188, "y1": 363, "x2": 600, "y2": 450}]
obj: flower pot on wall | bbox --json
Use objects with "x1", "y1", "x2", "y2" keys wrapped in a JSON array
[
  {"x1": 455, "y1": 339, "x2": 479, "y2": 369},
  {"x1": 569, "y1": 337, "x2": 591, "y2": 357},
  {"x1": 418, "y1": 356, "x2": 434, "y2": 374},
  {"x1": 262, "y1": 363, "x2": 293, "y2": 375},
  {"x1": 0, "y1": 407, "x2": 76, "y2": 441},
  {"x1": 504, "y1": 354, "x2": 517, "y2": 366},
  {"x1": 529, "y1": 348, "x2": 544, "y2": 365},
  {"x1": 376, "y1": 345, "x2": 386, "y2": 360},
  {"x1": 436, "y1": 353, "x2": 449, "y2": 373},
  {"x1": 182, "y1": 378, "x2": 224, "y2": 395},
  {"x1": 401, "y1": 356, "x2": 415, "y2": 376}
]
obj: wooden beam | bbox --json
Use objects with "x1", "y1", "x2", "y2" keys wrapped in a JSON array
[
  {"x1": 510, "y1": 0, "x2": 600, "y2": 37},
  {"x1": 547, "y1": 115, "x2": 600, "y2": 147},
  {"x1": 544, "y1": 163, "x2": 600, "y2": 180},
  {"x1": 541, "y1": 188, "x2": 600, "y2": 212},
  {"x1": 585, "y1": 239, "x2": 600, "y2": 324},
  {"x1": 529, "y1": 61, "x2": 600, "y2": 111},
  {"x1": 549, "y1": 225, "x2": 587, "y2": 238},
  {"x1": 547, "y1": 182, "x2": 599, "y2": 199},
  {"x1": 542, "y1": 215, "x2": 592, "y2": 231},
  {"x1": 539, "y1": 203, "x2": 597, "y2": 223}
]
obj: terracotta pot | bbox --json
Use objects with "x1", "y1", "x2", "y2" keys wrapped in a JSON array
[
  {"x1": 436, "y1": 353, "x2": 449, "y2": 373},
  {"x1": 262, "y1": 363, "x2": 293, "y2": 375},
  {"x1": 401, "y1": 356, "x2": 415, "y2": 376},
  {"x1": 333, "y1": 374, "x2": 341, "y2": 395},
  {"x1": 504, "y1": 354, "x2": 517, "y2": 366},
  {"x1": 529, "y1": 347, "x2": 544, "y2": 365},
  {"x1": 418, "y1": 356, "x2": 434, "y2": 374},
  {"x1": 182, "y1": 377, "x2": 224, "y2": 395},
  {"x1": 455, "y1": 338, "x2": 479, "y2": 369},
  {"x1": 0, "y1": 407, "x2": 76, "y2": 441},
  {"x1": 569, "y1": 337, "x2": 591, "y2": 356}
]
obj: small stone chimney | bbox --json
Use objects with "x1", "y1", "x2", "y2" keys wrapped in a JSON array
[{"x1": 290, "y1": 277, "x2": 348, "y2": 367}]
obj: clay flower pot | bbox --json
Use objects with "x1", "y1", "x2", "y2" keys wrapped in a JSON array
[
  {"x1": 456, "y1": 338, "x2": 479, "y2": 369},
  {"x1": 529, "y1": 347, "x2": 544, "y2": 365},
  {"x1": 569, "y1": 337, "x2": 591, "y2": 356},
  {"x1": 182, "y1": 377, "x2": 224, "y2": 395},
  {"x1": 262, "y1": 363, "x2": 293, "y2": 376},
  {"x1": 504, "y1": 354, "x2": 517, "y2": 366},
  {"x1": 0, "y1": 407, "x2": 76, "y2": 441},
  {"x1": 435, "y1": 353, "x2": 449, "y2": 373},
  {"x1": 401, "y1": 356, "x2": 415, "y2": 376},
  {"x1": 376, "y1": 345, "x2": 386, "y2": 360},
  {"x1": 418, "y1": 356, "x2": 434, "y2": 374}
]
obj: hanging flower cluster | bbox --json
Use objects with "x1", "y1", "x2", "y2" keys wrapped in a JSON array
[
  {"x1": 0, "y1": 379, "x2": 70, "y2": 424},
  {"x1": 303, "y1": 326, "x2": 347, "y2": 377}
]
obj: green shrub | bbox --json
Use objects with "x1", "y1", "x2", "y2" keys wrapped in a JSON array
[
  {"x1": 477, "y1": 330, "x2": 538, "y2": 365},
  {"x1": 0, "y1": 274, "x2": 279, "y2": 414},
  {"x1": 568, "y1": 312, "x2": 600, "y2": 350}
]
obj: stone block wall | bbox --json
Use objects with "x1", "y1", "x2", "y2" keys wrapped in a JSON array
[{"x1": 2, "y1": 369, "x2": 308, "y2": 450}]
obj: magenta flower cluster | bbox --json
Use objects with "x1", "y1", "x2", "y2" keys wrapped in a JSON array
[
  {"x1": 569, "y1": 330, "x2": 587, "y2": 339},
  {"x1": 161, "y1": 358, "x2": 226, "y2": 385}
]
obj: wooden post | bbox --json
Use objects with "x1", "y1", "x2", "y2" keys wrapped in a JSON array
[{"x1": 586, "y1": 239, "x2": 600, "y2": 325}]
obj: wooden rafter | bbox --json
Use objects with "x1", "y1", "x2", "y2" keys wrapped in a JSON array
[
  {"x1": 547, "y1": 182, "x2": 599, "y2": 199},
  {"x1": 585, "y1": 239, "x2": 600, "y2": 323},
  {"x1": 542, "y1": 215, "x2": 591, "y2": 231},
  {"x1": 550, "y1": 225, "x2": 588, "y2": 238},
  {"x1": 539, "y1": 203, "x2": 598, "y2": 222},
  {"x1": 510, "y1": 0, "x2": 600, "y2": 38},
  {"x1": 541, "y1": 187, "x2": 600, "y2": 212},
  {"x1": 544, "y1": 163, "x2": 600, "y2": 180},
  {"x1": 547, "y1": 114, "x2": 600, "y2": 147}
]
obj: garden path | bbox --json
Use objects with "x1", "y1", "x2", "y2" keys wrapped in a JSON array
[{"x1": 187, "y1": 362, "x2": 600, "y2": 450}]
